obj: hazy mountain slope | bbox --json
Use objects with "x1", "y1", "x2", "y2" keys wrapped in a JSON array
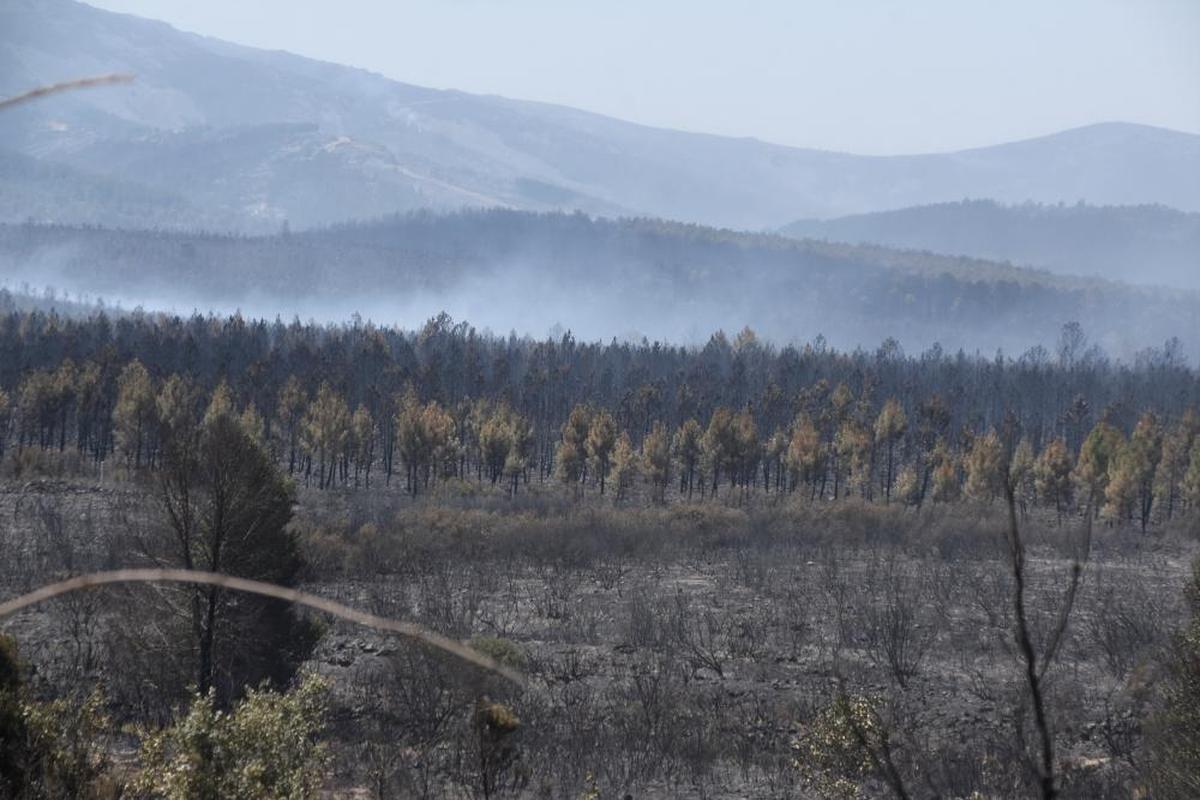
[
  {"x1": 780, "y1": 200, "x2": 1200, "y2": 290},
  {"x1": 1, "y1": 211, "x2": 1194, "y2": 360},
  {"x1": 0, "y1": 146, "x2": 246, "y2": 229},
  {"x1": 2, "y1": 0, "x2": 1199, "y2": 231}
]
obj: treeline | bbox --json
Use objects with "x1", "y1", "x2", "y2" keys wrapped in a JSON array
[
  {"x1": 1, "y1": 207, "x2": 1197, "y2": 355},
  {"x1": 3, "y1": 306, "x2": 1199, "y2": 525},
  {"x1": 780, "y1": 199, "x2": 1200, "y2": 290}
]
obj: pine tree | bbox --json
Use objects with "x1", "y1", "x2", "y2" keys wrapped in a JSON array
[
  {"x1": 874, "y1": 398, "x2": 908, "y2": 504},
  {"x1": 1104, "y1": 444, "x2": 1140, "y2": 525},
  {"x1": 157, "y1": 374, "x2": 202, "y2": 472},
  {"x1": 73, "y1": 361, "x2": 104, "y2": 461},
  {"x1": 731, "y1": 409, "x2": 759, "y2": 495},
  {"x1": 1156, "y1": 412, "x2": 1199, "y2": 521},
  {"x1": 1010, "y1": 438, "x2": 1036, "y2": 516},
  {"x1": 1129, "y1": 412, "x2": 1163, "y2": 529},
  {"x1": 204, "y1": 381, "x2": 235, "y2": 427},
  {"x1": 1075, "y1": 419, "x2": 1124, "y2": 509},
  {"x1": 834, "y1": 419, "x2": 871, "y2": 499},
  {"x1": 1034, "y1": 438, "x2": 1074, "y2": 518},
  {"x1": 702, "y1": 407, "x2": 736, "y2": 497},
  {"x1": 501, "y1": 408, "x2": 534, "y2": 496},
  {"x1": 276, "y1": 376, "x2": 307, "y2": 475},
  {"x1": 50, "y1": 359, "x2": 77, "y2": 451},
  {"x1": 1103, "y1": 413, "x2": 1162, "y2": 529},
  {"x1": 642, "y1": 421, "x2": 672, "y2": 504},
  {"x1": 964, "y1": 430, "x2": 1005, "y2": 502},
  {"x1": 481, "y1": 405, "x2": 514, "y2": 484},
  {"x1": 895, "y1": 463, "x2": 922, "y2": 507},
  {"x1": 156, "y1": 401, "x2": 319, "y2": 703},
  {"x1": 305, "y1": 383, "x2": 351, "y2": 490},
  {"x1": 674, "y1": 419, "x2": 703, "y2": 499},
  {"x1": 587, "y1": 409, "x2": 618, "y2": 495},
  {"x1": 17, "y1": 369, "x2": 56, "y2": 449},
  {"x1": 610, "y1": 431, "x2": 639, "y2": 502},
  {"x1": 235, "y1": 401, "x2": 263, "y2": 445},
  {"x1": 420, "y1": 401, "x2": 456, "y2": 489},
  {"x1": 556, "y1": 404, "x2": 592, "y2": 492},
  {"x1": 350, "y1": 405, "x2": 374, "y2": 488},
  {"x1": 763, "y1": 429, "x2": 788, "y2": 492},
  {"x1": 113, "y1": 360, "x2": 157, "y2": 469},
  {"x1": 787, "y1": 413, "x2": 824, "y2": 498},
  {"x1": 930, "y1": 443, "x2": 960, "y2": 504},
  {"x1": 830, "y1": 383, "x2": 854, "y2": 424}
]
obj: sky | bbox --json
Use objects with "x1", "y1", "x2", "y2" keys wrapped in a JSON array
[{"x1": 76, "y1": 0, "x2": 1200, "y2": 155}]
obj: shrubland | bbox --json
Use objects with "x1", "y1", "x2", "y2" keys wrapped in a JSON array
[{"x1": 1, "y1": 306, "x2": 1199, "y2": 797}]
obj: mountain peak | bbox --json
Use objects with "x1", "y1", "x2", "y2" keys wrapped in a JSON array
[{"x1": 3, "y1": 0, "x2": 1198, "y2": 230}]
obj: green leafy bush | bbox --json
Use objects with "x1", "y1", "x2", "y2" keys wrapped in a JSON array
[
  {"x1": 793, "y1": 694, "x2": 888, "y2": 800},
  {"x1": 0, "y1": 634, "x2": 116, "y2": 800},
  {"x1": 133, "y1": 674, "x2": 330, "y2": 800},
  {"x1": 469, "y1": 636, "x2": 528, "y2": 672}
]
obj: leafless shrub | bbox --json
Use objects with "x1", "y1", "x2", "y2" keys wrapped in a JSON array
[
  {"x1": 588, "y1": 551, "x2": 629, "y2": 593},
  {"x1": 1086, "y1": 578, "x2": 1169, "y2": 679},
  {"x1": 863, "y1": 565, "x2": 939, "y2": 688},
  {"x1": 665, "y1": 590, "x2": 728, "y2": 678},
  {"x1": 776, "y1": 572, "x2": 815, "y2": 657},
  {"x1": 530, "y1": 562, "x2": 583, "y2": 621},
  {"x1": 623, "y1": 585, "x2": 667, "y2": 651},
  {"x1": 346, "y1": 644, "x2": 482, "y2": 799},
  {"x1": 413, "y1": 564, "x2": 484, "y2": 638},
  {"x1": 731, "y1": 546, "x2": 774, "y2": 592},
  {"x1": 478, "y1": 589, "x2": 525, "y2": 638}
]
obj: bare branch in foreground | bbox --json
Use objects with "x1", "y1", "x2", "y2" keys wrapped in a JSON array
[
  {"x1": 0, "y1": 73, "x2": 134, "y2": 111},
  {"x1": 1004, "y1": 484, "x2": 1057, "y2": 800},
  {"x1": 0, "y1": 568, "x2": 525, "y2": 687}
]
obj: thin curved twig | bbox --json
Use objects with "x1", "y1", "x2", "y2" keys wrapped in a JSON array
[
  {"x1": 1004, "y1": 484, "x2": 1057, "y2": 800},
  {"x1": 1038, "y1": 501, "x2": 1093, "y2": 679},
  {"x1": 0, "y1": 568, "x2": 525, "y2": 686},
  {"x1": 0, "y1": 74, "x2": 134, "y2": 111}
]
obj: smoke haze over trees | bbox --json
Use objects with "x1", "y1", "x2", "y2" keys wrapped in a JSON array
[
  {"x1": 2, "y1": 0, "x2": 1199, "y2": 797},
  {"x1": 781, "y1": 200, "x2": 1200, "y2": 291},
  {"x1": 1, "y1": 212, "x2": 1196, "y2": 360}
]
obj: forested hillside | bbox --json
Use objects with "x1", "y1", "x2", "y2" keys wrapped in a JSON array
[
  {"x1": 0, "y1": 146, "x2": 243, "y2": 231},
  {"x1": 2, "y1": 303, "x2": 1197, "y2": 523},
  {"x1": 1, "y1": 210, "x2": 1196, "y2": 358},
  {"x1": 3, "y1": 300, "x2": 1200, "y2": 798},
  {"x1": 780, "y1": 200, "x2": 1200, "y2": 290},
  {"x1": 5, "y1": 1, "x2": 1200, "y2": 797}
]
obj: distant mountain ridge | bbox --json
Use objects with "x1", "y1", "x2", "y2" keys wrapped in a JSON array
[
  {"x1": 780, "y1": 200, "x2": 1200, "y2": 290},
  {"x1": 2, "y1": 0, "x2": 1199, "y2": 231}
]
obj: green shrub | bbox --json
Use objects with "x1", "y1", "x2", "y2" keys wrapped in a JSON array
[
  {"x1": 133, "y1": 674, "x2": 330, "y2": 800},
  {"x1": 0, "y1": 634, "x2": 116, "y2": 800},
  {"x1": 469, "y1": 636, "x2": 528, "y2": 672},
  {"x1": 793, "y1": 693, "x2": 888, "y2": 800}
]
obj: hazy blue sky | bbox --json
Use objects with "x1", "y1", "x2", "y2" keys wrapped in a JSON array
[{"x1": 87, "y1": 0, "x2": 1199, "y2": 155}]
